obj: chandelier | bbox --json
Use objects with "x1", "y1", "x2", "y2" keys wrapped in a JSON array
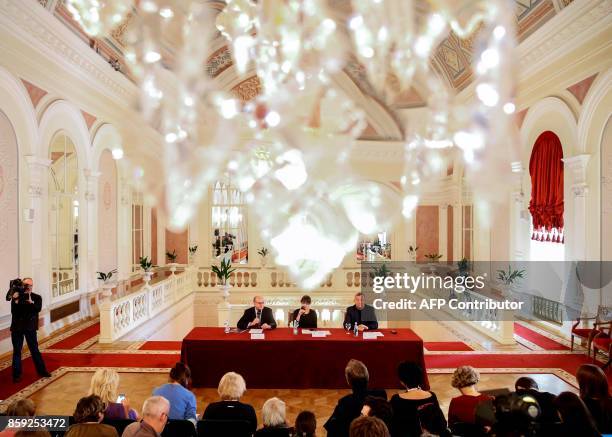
[{"x1": 66, "y1": 0, "x2": 519, "y2": 288}]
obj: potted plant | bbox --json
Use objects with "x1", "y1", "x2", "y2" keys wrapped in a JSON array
[
  {"x1": 188, "y1": 245, "x2": 198, "y2": 265},
  {"x1": 424, "y1": 253, "x2": 443, "y2": 263},
  {"x1": 408, "y1": 245, "x2": 418, "y2": 262},
  {"x1": 212, "y1": 258, "x2": 236, "y2": 300},
  {"x1": 457, "y1": 257, "x2": 470, "y2": 276},
  {"x1": 257, "y1": 247, "x2": 269, "y2": 267},
  {"x1": 166, "y1": 249, "x2": 178, "y2": 273},
  {"x1": 497, "y1": 265, "x2": 526, "y2": 296},
  {"x1": 139, "y1": 256, "x2": 154, "y2": 284},
  {"x1": 97, "y1": 269, "x2": 117, "y2": 297}
]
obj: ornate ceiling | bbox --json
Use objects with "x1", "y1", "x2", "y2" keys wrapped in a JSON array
[{"x1": 40, "y1": 0, "x2": 575, "y2": 139}]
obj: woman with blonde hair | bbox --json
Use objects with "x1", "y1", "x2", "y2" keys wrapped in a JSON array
[
  {"x1": 203, "y1": 371, "x2": 257, "y2": 433},
  {"x1": 88, "y1": 368, "x2": 138, "y2": 420},
  {"x1": 255, "y1": 397, "x2": 291, "y2": 436}
]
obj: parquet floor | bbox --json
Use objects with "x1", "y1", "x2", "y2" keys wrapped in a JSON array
[{"x1": 29, "y1": 371, "x2": 576, "y2": 435}]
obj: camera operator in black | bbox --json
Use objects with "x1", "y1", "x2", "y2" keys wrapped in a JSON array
[{"x1": 5, "y1": 277, "x2": 51, "y2": 383}]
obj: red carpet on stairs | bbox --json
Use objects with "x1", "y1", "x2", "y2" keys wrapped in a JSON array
[
  {"x1": 48, "y1": 323, "x2": 100, "y2": 350},
  {"x1": 424, "y1": 342, "x2": 473, "y2": 351},
  {"x1": 513, "y1": 323, "x2": 569, "y2": 350},
  {"x1": 139, "y1": 341, "x2": 182, "y2": 350}
]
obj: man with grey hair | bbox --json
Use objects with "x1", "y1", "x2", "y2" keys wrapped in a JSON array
[
  {"x1": 237, "y1": 295, "x2": 277, "y2": 330},
  {"x1": 121, "y1": 396, "x2": 170, "y2": 437},
  {"x1": 260, "y1": 397, "x2": 289, "y2": 430}
]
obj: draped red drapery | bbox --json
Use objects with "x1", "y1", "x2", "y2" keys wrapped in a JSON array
[{"x1": 528, "y1": 131, "x2": 564, "y2": 243}]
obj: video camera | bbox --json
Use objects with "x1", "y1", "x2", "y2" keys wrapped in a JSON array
[
  {"x1": 9, "y1": 278, "x2": 28, "y2": 302},
  {"x1": 475, "y1": 390, "x2": 543, "y2": 436}
]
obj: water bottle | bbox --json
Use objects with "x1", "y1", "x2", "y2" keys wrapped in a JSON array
[
  {"x1": 224, "y1": 320, "x2": 230, "y2": 334},
  {"x1": 293, "y1": 319, "x2": 299, "y2": 335},
  {"x1": 353, "y1": 322, "x2": 358, "y2": 337}
]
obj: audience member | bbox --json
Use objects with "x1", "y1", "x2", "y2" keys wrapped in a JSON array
[
  {"x1": 417, "y1": 403, "x2": 451, "y2": 437},
  {"x1": 65, "y1": 395, "x2": 118, "y2": 437},
  {"x1": 448, "y1": 366, "x2": 493, "y2": 426},
  {"x1": 349, "y1": 416, "x2": 390, "y2": 437},
  {"x1": 202, "y1": 371, "x2": 257, "y2": 433},
  {"x1": 0, "y1": 399, "x2": 37, "y2": 437},
  {"x1": 390, "y1": 361, "x2": 446, "y2": 437},
  {"x1": 576, "y1": 364, "x2": 612, "y2": 434},
  {"x1": 89, "y1": 369, "x2": 138, "y2": 420},
  {"x1": 513, "y1": 376, "x2": 558, "y2": 426},
  {"x1": 152, "y1": 362, "x2": 197, "y2": 423},
  {"x1": 360, "y1": 396, "x2": 392, "y2": 431},
  {"x1": 324, "y1": 359, "x2": 387, "y2": 437},
  {"x1": 255, "y1": 397, "x2": 291, "y2": 436},
  {"x1": 554, "y1": 391, "x2": 600, "y2": 437},
  {"x1": 121, "y1": 396, "x2": 170, "y2": 437},
  {"x1": 293, "y1": 411, "x2": 316, "y2": 437}
]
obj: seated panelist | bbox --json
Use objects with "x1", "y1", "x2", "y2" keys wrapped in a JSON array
[
  {"x1": 344, "y1": 292, "x2": 378, "y2": 331},
  {"x1": 237, "y1": 295, "x2": 277, "y2": 330},
  {"x1": 292, "y1": 295, "x2": 317, "y2": 329}
]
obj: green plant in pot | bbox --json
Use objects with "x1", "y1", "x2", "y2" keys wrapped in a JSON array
[
  {"x1": 139, "y1": 256, "x2": 155, "y2": 284},
  {"x1": 212, "y1": 258, "x2": 236, "y2": 299},
  {"x1": 188, "y1": 245, "x2": 198, "y2": 264},
  {"x1": 457, "y1": 257, "x2": 470, "y2": 275},
  {"x1": 257, "y1": 247, "x2": 269, "y2": 267},
  {"x1": 497, "y1": 265, "x2": 525, "y2": 293},
  {"x1": 96, "y1": 269, "x2": 117, "y2": 285},
  {"x1": 408, "y1": 245, "x2": 419, "y2": 261},
  {"x1": 166, "y1": 250, "x2": 178, "y2": 263},
  {"x1": 424, "y1": 253, "x2": 443, "y2": 263}
]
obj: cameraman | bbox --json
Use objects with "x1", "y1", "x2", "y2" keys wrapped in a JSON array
[{"x1": 5, "y1": 277, "x2": 51, "y2": 383}]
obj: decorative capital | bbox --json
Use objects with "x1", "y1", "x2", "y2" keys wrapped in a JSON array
[
  {"x1": 563, "y1": 154, "x2": 590, "y2": 184},
  {"x1": 28, "y1": 184, "x2": 43, "y2": 197},
  {"x1": 572, "y1": 183, "x2": 588, "y2": 197}
]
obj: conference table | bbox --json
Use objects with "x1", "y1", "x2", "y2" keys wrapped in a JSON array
[{"x1": 181, "y1": 327, "x2": 428, "y2": 389}]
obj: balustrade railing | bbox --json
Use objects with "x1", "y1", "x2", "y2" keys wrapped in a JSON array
[{"x1": 99, "y1": 269, "x2": 197, "y2": 343}]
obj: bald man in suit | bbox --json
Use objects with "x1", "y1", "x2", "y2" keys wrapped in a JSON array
[{"x1": 237, "y1": 295, "x2": 277, "y2": 330}]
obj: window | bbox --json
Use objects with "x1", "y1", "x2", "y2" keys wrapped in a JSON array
[
  {"x1": 356, "y1": 232, "x2": 391, "y2": 262},
  {"x1": 132, "y1": 191, "x2": 144, "y2": 271},
  {"x1": 211, "y1": 179, "x2": 248, "y2": 264},
  {"x1": 49, "y1": 134, "x2": 78, "y2": 297}
]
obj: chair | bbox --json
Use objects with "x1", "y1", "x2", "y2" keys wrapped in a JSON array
[
  {"x1": 162, "y1": 419, "x2": 197, "y2": 437},
  {"x1": 102, "y1": 417, "x2": 135, "y2": 436},
  {"x1": 197, "y1": 419, "x2": 253, "y2": 437},
  {"x1": 571, "y1": 305, "x2": 611, "y2": 351},
  {"x1": 592, "y1": 321, "x2": 612, "y2": 369}
]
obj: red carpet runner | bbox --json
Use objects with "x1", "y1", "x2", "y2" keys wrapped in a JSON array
[
  {"x1": 513, "y1": 323, "x2": 569, "y2": 350},
  {"x1": 48, "y1": 323, "x2": 100, "y2": 350},
  {"x1": 424, "y1": 342, "x2": 473, "y2": 351}
]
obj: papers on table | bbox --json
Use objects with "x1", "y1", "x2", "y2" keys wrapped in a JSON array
[
  {"x1": 311, "y1": 330, "x2": 331, "y2": 338},
  {"x1": 363, "y1": 331, "x2": 384, "y2": 340},
  {"x1": 250, "y1": 333, "x2": 265, "y2": 340},
  {"x1": 249, "y1": 329, "x2": 263, "y2": 334}
]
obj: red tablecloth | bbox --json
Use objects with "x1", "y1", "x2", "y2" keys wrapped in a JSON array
[{"x1": 181, "y1": 327, "x2": 428, "y2": 389}]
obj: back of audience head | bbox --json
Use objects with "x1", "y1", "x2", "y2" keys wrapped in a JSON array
[
  {"x1": 7, "y1": 399, "x2": 36, "y2": 417},
  {"x1": 451, "y1": 366, "x2": 480, "y2": 391},
  {"x1": 576, "y1": 363, "x2": 610, "y2": 400},
  {"x1": 218, "y1": 371, "x2": 246, "y2": 401},
  {"x1": 262, "y1": 397, "x2": 287, "y2": 428},
  {"x1": 349, "y1": 416, "x2": 390, "y2": 437},
  {"x1": 418, "y1": 403, "x2": 448, "y2": 436},
  {"x1": 397, "y1": 361, "x2": 424, "y2": 389},
  {"x1": 88, "y1": 368, "x2": 120, "y2": 405},
  {"x1": 554, "y1": 391, "x2": 599, "y2": 436},
  {"x1": 345, "y1": 359, "x2": 369, "y2": 391},
  {"x1": 515, "y1": 376, "x2": 539, "y2": 392},
  {"x1": 73, "y1": 394, "x2": 105, "y2": 423},
  {"x1": 169, "y1": 362, "x2": 191, "y2": 388},
  {"x1": 142, "y1": 396, "x2": 170, "y2": 433},
  {"x1": 361, "y1": 396, "x2": 392, "y2": 429},
  {"x1": 294, "y1": 410, "x2": 316, "y2": 437}
]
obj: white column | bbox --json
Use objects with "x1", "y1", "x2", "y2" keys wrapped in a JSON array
[
  {"x1": 439, "y1": 205, "x2": 448, "y2": 261},
  {"x1": 563, "y1": 155, "x2": 590, "y2": 261},
  {"x1": 83, "y1": 169, "x2": 100, "y2": 316},
  {"x1": 25, "y1": 156, "x2": 51, "y2": 314},
  {"x1": 117, "y1": 177, "x2": 132, "y2": 281}
]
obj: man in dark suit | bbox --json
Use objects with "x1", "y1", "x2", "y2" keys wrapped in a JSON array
[
  {"x1": 5, "y1": 278, "x2": 51, "y2": 382},
  {"x1": 237, "y1": 295, "x2": 277, "y2": 330},
  {"x1": 344, "y1": 292, "x2": 378, "y2": 331}
]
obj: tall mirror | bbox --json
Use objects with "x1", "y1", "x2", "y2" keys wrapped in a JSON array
[
  {"x1": 49, "y1": 134, "x2": 79, "y2": 297},
  {"x1": 211, "y1": 179, "x2": 248, "y2": 264}
]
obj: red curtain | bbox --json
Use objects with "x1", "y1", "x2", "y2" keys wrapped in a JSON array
[{"x1": 528, "y1": 131, "x2": 564, "y2": 243}]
